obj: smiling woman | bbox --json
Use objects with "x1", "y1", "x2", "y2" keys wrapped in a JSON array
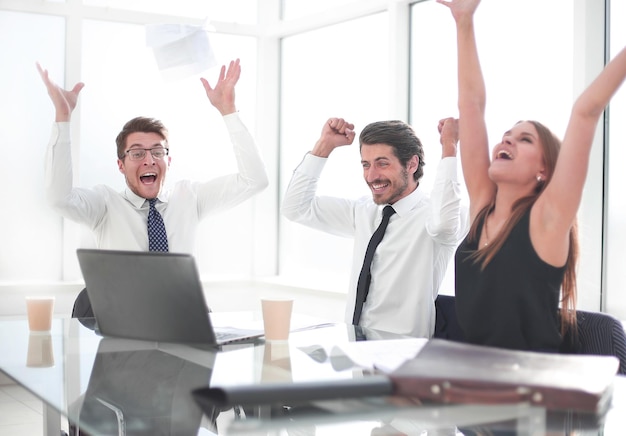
[{"x1": 439, "y1": 0, "x2": 626, "y2": 352}]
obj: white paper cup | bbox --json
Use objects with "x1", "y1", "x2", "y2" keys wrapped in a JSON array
[
  {"x1": 261, "y1": 298, "x2": 293, "y2": 342},
  {"x1": 25, "y1": 297, "x2": 55, "y2": 332}
]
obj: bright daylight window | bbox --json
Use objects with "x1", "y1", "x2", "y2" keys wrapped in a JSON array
[
  {"x1": 410, "y1": 0, "x2": 573, "y2": 295},
  {"x1": 0, "y1": 11, "x2": 65, "y2": 280},
  {"x1": 83, "y1": 0, "x2": 257, "y2": 23},
  {"x1": 279, "y1": 13, "x2": 389, "y2": 292},
  {"x1": 0, "y1": 5, "x2": 257, "y2": 282},
  {"x1": 78, "y1": 19, "x2": 258, "y2": 280}
]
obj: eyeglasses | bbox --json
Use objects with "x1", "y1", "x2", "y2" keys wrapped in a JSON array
[{"x1": 124, "y1": 147, "x2": 169, "y2": 161}]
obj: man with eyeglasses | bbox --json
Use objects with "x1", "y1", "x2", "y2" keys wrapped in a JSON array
[{"x1": 38, "y1": 59, "x2": 268, "y2": 317}]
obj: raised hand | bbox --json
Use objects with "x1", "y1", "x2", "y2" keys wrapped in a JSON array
[
  {"x1": 311, "y1": 117, "x2": 356, "y2": 158},
  {"x1": 200, "y1": 58, "x2": 241, "y2": 116},
  {"x1": 36, "y1": 62, "x2": 85, "y2": 122},
  {"x1": 436, "y1": 0, "x2": 481, "y2": 21},
  {"x1": 438, "y1": 117, "x2": 459, "y2": 158}
]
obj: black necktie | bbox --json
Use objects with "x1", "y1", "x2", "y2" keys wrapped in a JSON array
[
  {"x1": 148, "y1": 199, "x2": 169, "y2": 252},
  {"x1": 353, "y1": 205, "x2": 396, "y2": 325}
]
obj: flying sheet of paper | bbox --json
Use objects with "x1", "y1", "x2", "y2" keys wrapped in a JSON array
[{"x1": 146, "y1": 23, "x2": 217, "y2": 81}]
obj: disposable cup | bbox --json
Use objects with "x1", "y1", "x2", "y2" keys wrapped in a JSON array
[
  {"x1": 25, "y1": 297, "x2": 55, "y2": 332},
  {"x1": 261, "y1": 298, "x2": 293, "y2": 342}
]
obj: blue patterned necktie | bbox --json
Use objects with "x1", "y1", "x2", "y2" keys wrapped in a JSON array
[
  {"x1": 353, "y1": 205, "x2": 396, "y2": 325},
  {"x1": 148, "y1": 198, "x2": 169, "y2": 252}
]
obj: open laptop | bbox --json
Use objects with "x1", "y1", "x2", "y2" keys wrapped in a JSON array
[{"x1": 76, "y1": 248, "x2": 264, "y2": 347}]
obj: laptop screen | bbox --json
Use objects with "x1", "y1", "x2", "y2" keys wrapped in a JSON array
[{"x1": 76, "y1": 249, "x2": 217, "y2": 345}]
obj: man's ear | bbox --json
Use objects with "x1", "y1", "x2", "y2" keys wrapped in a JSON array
[
  {"x1": 407, "y1": 155, "x2": 419, "y2": 175},
  {"x1": 117, "y1": 159, "x2": 125, "y2": 174}
]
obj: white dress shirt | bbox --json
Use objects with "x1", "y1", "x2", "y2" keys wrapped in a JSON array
[
  {"x1": 44, "y1": 113, "x2": 268, "y2": 254},
  {"x1": 282, "y1": 153, "x2": 468, "y2": 337}
]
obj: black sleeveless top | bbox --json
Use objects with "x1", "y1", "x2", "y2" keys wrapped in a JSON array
[{"x1": 454, "y1": 210, "x2": 565, "y2": 352}]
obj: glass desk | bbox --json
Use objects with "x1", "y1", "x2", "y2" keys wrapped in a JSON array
[{"x1": 0, "y1": 315, "x2": 624, "y2": 435}]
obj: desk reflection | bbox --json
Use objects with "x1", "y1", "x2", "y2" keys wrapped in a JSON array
[
  {"x1": 71, "y1": 338, "x2": 219, "y2": 436},
  {"x1": 261, "y1": 342, "x2": 292, "y2": 383},
  {"x1": 26, "y1": 332, "x2": 55, "y2": 368},
  {"x1": 4, "y1": 318, "x2": 620, "y2": 435}
]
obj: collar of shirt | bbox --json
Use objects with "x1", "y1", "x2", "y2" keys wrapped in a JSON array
[
  {"x1": 385, "y1": 185, "x2": 427, "y2": 218},
  {"x1": 123, "y1": 187, "x2": 170, "y2": 209}
]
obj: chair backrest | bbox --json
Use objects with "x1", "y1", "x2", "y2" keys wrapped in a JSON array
[
  {"x1": 434, "y1": 294, "x2": 465, "y2": 342},
  {"x1": 574, "y1": 309, "x2": 626, "y2": 375},
  {"x1": 71, "y1": 288, "x2": 98, "y2": 330},
  {"x1": 434, "y1": 294, "x2": 626, "y2": 375}
]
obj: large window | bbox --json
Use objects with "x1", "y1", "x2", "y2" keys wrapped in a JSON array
[
  {"x1": 79, "y1": 20, "x2": 257, "y2": 280},
  {"x1": 0, "y1": 11, "x2": 66, "y2": 280},
  {"x1": 0, "y1": 5, "x2": 257, "y2": 283},
  {"x1": 410, "y1": 0, "x2": 574, "y2": 295},
  {"x1": 83, "y1": 0, "x2": 258, "y2": 23},
  {"x1": 278, "y1": 13, "x2": 389, "y2": 292},
  {"x1": 282, "y1": 0, "x2": 361, "y2": 20},
  {"x1": 1, "y1": 0, "x2": 625, "y2": 321}
]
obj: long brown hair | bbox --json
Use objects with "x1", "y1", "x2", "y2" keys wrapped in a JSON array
[{"x1": 467, "y1": 121, "x2": 578, "y2": 336}]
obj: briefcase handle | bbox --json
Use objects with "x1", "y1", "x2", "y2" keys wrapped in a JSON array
[{"x1": 431, "y1": 381, "x2": 542, "y2": 405}]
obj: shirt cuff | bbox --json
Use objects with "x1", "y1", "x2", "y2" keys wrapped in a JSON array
[
  {"x1": 53, "y1": 122, "x2": 71, "y2": 142},
  {"x1": 222, "y1": 112, "x2": 246, "y2": 132},
  {"x1": 435, "y1": 156, "x2": 459, "y2": 183}
]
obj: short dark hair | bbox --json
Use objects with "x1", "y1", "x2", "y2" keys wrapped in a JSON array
[
  {"x1": 116, "y1": 117, "x2": 169, "y2": 159},
  {"x1": 359, "y1": 120, "x2": 425, "y2": 182}
]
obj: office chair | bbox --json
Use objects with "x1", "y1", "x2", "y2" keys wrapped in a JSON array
[
  {"x1": 71, "y1": 288, "x2": 97, "y2": 330},
  {"x1": 434, "y1": 294, "x2": 465, "y2": 342},
  {"x1": 70, "y1": 286, "x2": 213, "y2": 332},
  {"x1": 573, "y1": 309, "x2": 626, "y2": 375},
  {"x1": 434, "y1": 294, "x2": 626, "y2": 375},
  {"x1": 72, "y1": 288, "x2": 93, "y2": 318}
]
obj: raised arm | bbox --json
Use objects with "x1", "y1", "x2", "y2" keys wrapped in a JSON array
[
  {"x1": 431, "y1": 117, "x2": 469, "y2": 243},
  {"x1": 200, "y1": 58, "x2": 240, "y2": 116},
  {"x1": 438, "y1": 117, "x2": 459, "y2": 158},
  {"x1": 438, "y1": 0, "x2": 493, "y2": 221},
  {"x1": 281, "y1": 118, "x2": 357, "y2": 235},
  {"x1": 538, "y1": 46, "x2": 626, "y2": 235},
  {"x1": 310, "y1": 117, "x2": 356, "y2": 158},
  {"x1": 38, "y1": 64, "x2": 107, "y2": 226},
  {"x1": 36, "y1": 62, "x2": 85, "y2": 122}
]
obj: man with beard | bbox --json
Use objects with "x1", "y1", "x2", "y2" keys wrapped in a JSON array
[{"x1": 281, "y1": 117, "x2": 467, "y2": 337}]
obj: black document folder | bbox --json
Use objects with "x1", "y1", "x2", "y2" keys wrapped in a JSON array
[{"x1": 193, "y1": 376, "x2": 393, "y2": 409}]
